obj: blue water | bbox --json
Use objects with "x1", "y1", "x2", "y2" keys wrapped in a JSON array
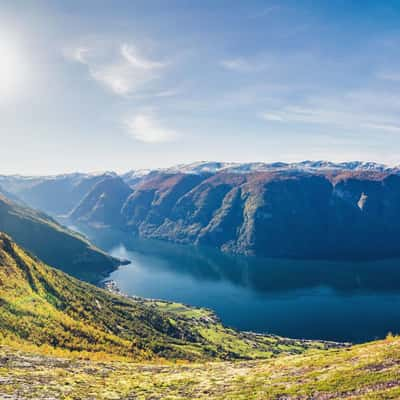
[{"x1": 86, "y1": 228, "x2": 400, "y2": 343}]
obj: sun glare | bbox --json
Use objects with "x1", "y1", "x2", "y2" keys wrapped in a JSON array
[{"x1": 0, "y1": 35, "x2": 25, "y2": 98}]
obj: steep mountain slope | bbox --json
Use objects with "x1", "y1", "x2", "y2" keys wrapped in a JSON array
[
  {"x1": 122, "y1": 172, "x2": 208, "y2": 234},
  {"x1": 0, "y1": 172, "x2": 115, "y2": 216},
  {"x1": 0, "y1": 195, "x2": 121, "y2": 282},
  {"x1": 95, "y1": 169, "x2": 400, "y2": 259},
  {"x1": 0, "y1": 232, "x2": 330, "y2": 361},
  {"x1": 5, "y1": 162, "x2": 400, "y2": 260},
  {"x1": 69, "y1": 176, "x2": 133, "y2": 227}
]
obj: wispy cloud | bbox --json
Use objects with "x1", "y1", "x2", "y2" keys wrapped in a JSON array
[
  {"x1": 67, "y1": 46, "x2": 90, "y2": 63},
  {"x1": 64, "y1": 42, "x2": 168, "y2": 96},
  {"x1": 260, "y1": 91, "x2": 400, "y2": 134},
  {"x1": 120, "y1": 44, "x2": 166, "y2": 69},
  {"x1": 124, "y1": 112, "x2": 179, "y2": 143},
  {"x1": 220, "y1": 57, "x2": 267, "y2": 72},
  {"x1": 362, "y1": 122, "x2": 400, "y2": 133},
  {"x1": 377, "y1": 71, "x2": 400, "y2": 82},
  {"x1": 249, "y1": 5, "x2": 282, "y2": 19},
  {"x1": 262, "y1": 113, "x2": 286, "y2": 122}
]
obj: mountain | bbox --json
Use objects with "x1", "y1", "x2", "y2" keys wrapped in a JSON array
[
  {"x1": 4, "y1": 161, "x2": 400, "y2": 260},
  {"x1": 0, "y1": 194, "x2": 122, "y2": 282},
  {"x1": 123, "y1": 160, "x2": 395, "y2": 177},
  {"x1": 0, "y1": 184, "x2": 21, "y2": 204},
  {"x1": 71, "y1": 168, "x2": 400, "y2": 260},
  {"x1": 0, "y1": 232, "x2": 329, "y2": 360},
  {"x1": 0, "y1": 172, "x2": 116, "y2": 217},
  {"x1": 69, "y1": 175, "x2": 133, "y2": 227}
]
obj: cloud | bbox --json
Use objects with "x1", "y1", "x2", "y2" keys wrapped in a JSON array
[
  {"x1": 66, "y1": 46, "x2": 90, "y2": 64},
  {"x1": 262, "y1": 113, "x2": 285, "y2": 122},
  {"x1": 260, "y1": 91, "x2": 400, "y2": 134},
  {"x1": 249, "y1": 5, "x2": 282, "y2": 19},
  {"x1": 220, "y1": 58, "x2": 266, "y2": 72},
  {"x1": 64, "y1": 41, "x2": 167, "y2": 96},
  {"x1": 125, "y1": 113, "x2": 179, "y2": 143},
  {"x1": 362, "y1": 122, "x2": 400, "y2": 133},
  {"x1": 120, "y1": 44, "x2": 166, "y2": 69},
  {"x1": 377, "y1": 72, "x2": 400, "y2": 82}
]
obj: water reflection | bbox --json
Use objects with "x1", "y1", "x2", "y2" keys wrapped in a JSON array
[
  {"x1": 82, "y1": 227, "x2": 400, "y2": 343},
  {"x1": 89, "y1": 227, "x2": 400, "y2": 294}
]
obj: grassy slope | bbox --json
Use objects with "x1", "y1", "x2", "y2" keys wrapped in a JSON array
[
  {"x1": 0, "y1": 195, "x2": 120, "y2": 283},
  {"x1": 0, "y1": 232, "x2": 329, "y2": 362},
  {"x1": 1, "y1": 336, "x2": 400, "y2": 399}
]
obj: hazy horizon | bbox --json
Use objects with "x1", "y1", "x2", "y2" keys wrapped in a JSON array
[{"x1": 2, "y1": 0, "x2": 400, "y2": 174}]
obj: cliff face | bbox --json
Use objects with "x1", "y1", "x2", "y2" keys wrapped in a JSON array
[{"x1": 116, "y1": 170, "x2": 400, "y2": 259}]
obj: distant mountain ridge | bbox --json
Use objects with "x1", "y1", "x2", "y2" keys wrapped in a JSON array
[
  {"x1": 0, "y1": 172, "x2": 116, "y2": 216},
  {"x1": 123, "y1": 160, "x2": 396, "y2": 180},
  {"x1": 2, "y1": 160, "x2": 400, "y2": 260}
]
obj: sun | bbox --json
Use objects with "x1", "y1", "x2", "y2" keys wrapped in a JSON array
[{"x1": 0, "y1": 35, "x2": 25, "y2": 98}]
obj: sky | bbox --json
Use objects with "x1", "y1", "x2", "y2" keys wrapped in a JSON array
[{"x1": 1, "y1": 0, "x2": 400, "y2": 174}]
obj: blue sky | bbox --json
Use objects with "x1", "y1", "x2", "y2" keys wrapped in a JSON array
[{"x1": 1, "y1": 0, "x2": 400, "y2": 174}]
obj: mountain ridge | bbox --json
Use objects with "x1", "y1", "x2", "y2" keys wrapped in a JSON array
[
  {"x1": 73, "y1": 168, "x2": 400, "y2": 260},
  {"x1": 3, "y1": 161, "x2": 400, "y2": 261},
  {"x1": 0, "y1": 193, "x2": 123, "y2": 282}
]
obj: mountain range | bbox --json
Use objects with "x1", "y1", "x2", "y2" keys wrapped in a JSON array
[
  {"x1": 2, "y1": 161, "x2": 400, "y2": 399},
  {"x1": 2, "y1": 160, "x2": 400, "y2": 260}
]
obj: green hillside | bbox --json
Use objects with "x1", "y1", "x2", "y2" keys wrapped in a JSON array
[
  {"x1": 1, "y1": 332, "x2": 399, "y2": 399},
  {"x1": 0, "y1": 232, "x2": 329, "y2": 361},
  {"x1": 0, "y1": 194, "x2": 121, "y2": 283}
]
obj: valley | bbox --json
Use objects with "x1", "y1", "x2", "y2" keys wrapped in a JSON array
[
  {"x1": 2, "y1": 161, "x2": 400, "y2": 399},
  {"x1": 93, "y1": 228, "x2": 400, "y2": 343},
  {"x1": 1, "y1": 230, "x2": 400, "y2": 399},
  {"x1": 0, "y1": 232, "x2": 328, "y2": 360}
]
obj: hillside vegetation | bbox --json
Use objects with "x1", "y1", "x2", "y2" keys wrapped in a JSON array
[
  {"x1": 0, "y1": 195, "x2": 121, "y2": 282},
  {"x1": 0, "y1": 232, "x2": 330, "y2": 361},
  {"x1": 1, "y1": 335, "x2": 400, "y2": 399}
]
